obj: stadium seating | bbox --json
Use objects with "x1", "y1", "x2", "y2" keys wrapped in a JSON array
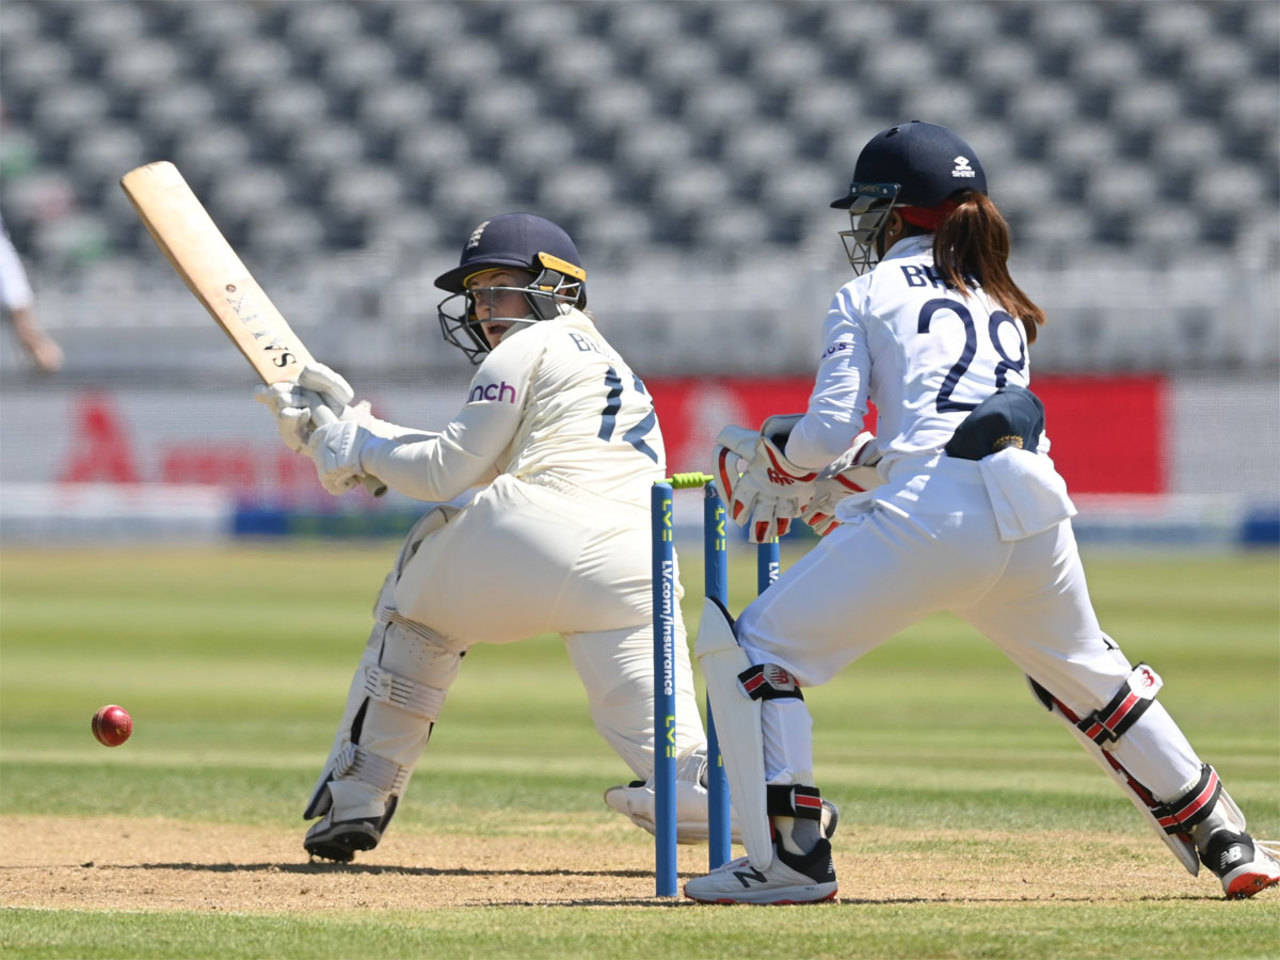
[{"x1": 0, "y1": 0, "x2": 1274, "y2": 375}]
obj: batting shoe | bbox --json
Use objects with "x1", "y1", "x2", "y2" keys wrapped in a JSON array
[
  {"x1": 603, "y1": 780, "x2": 840, "y2": 843},
  {"x1": 1201, "y1": 831, "x2": 1280, "y2": 899},
  {"x1": 304, "y1": 813, "x2": 382, "y2": 863},
  {"x1": 683, "y1": 836, "x2": 837, "y2": 905}
]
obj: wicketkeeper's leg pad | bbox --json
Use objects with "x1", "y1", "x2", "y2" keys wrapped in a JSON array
[
  {"x1": 304, "y1": 615, "x2": 461, "y2": 827},
  {"x1": 1158, "y1": 763, "x2": 1246, "y2": 848},
  {"x1": 696, "y1": 597, "x2": 809, "y2": 870},
  {"x1": 1028, "y1": 669, "x2": 1202, "y2": 875}
]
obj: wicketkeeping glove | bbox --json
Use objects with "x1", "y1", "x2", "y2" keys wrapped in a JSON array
[
  {"x1": 800, "y1": 431, "x2": 883, "y2": 536},
  {"x1": 714, "y1": 414, "x2": 818, "y2": 544}
]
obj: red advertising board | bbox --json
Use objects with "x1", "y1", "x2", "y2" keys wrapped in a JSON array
[{"x1": 647, "y1": 375, "x2": 1165, "y2": 494}]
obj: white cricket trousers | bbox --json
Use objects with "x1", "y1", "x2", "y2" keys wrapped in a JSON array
[
  {"x1": 736, "y1": 456, "x2": 1203, "y2": 802},
  {"x1": 390, "y1": 473, "x2": 706, "y2": 779}
]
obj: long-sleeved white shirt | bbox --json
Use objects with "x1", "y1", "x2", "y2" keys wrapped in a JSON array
[
  {"x1": 362, "y1": 308, "x2": 667, "y2": 508},
  {"x1": 785, "y1": 235, "x2": 1042, "y2": 471}
]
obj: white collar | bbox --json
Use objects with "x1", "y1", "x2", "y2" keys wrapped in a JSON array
[{"x1": 880, "y1": 234, "x2": 933, "y2": 262}]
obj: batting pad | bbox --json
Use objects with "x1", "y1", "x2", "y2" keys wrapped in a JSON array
[{"x1": 695, "y1": 597, "x2": 773, "y2": 870}]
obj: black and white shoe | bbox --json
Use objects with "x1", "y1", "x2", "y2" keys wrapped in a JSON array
[
  {"x1": 683, "y1": 836, "x2": 837, "y2": 904},
  {"x1": 1201, "y1": 830, "x2": 1280, "y2": 899},
  {"x1": 304, "y1": 814, "x2": 382, "y2": 863}
]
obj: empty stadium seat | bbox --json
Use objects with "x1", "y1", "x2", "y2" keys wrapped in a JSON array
[
  {"x1": 0, "y1": 0, "x2": 1272, "y2": 374},
  {"x1": 3, "y1": 38, "x2": 75, "y2": 95},
  {"x1": 171, "y1": 125, "x2": 254, "y2": 183},
  {"x1": 179, "y1": 1, "x2": 263, "y2": 50},
  {"x1": 536, "y1": 163, "x2": 615, "y2": 217},
  {"x1": 354, "y1": 82, "x2": 435, "y2": 138},
  {"x1": 243, "y1": 208, "x2": 326, "y2": 263},
  {"x1": 66, "y1": 127, "x2": 148, "y2": 185},
  {"x1": 249, "y1": 82, "x2": 330, "y2": 138},
  {"x1": 394, "y1": 124, "x2": 473, "y2": 181},
  {"x1": 319, "y1": 39, "x2": 399, "y2": 94},
  {"x1": 135, "y1": 84, "x2": 220, "y2": 138},
  {"x1": 215, "y1": 40, "x2": 295, "y2": 97},
  {"x1": 280, "y1": 2, "x2": 364, "y2": 56}
]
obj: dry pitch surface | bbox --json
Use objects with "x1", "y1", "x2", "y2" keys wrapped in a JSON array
[{"x1": 1, "y1": 815, "x2": 1232, "y2": 910}]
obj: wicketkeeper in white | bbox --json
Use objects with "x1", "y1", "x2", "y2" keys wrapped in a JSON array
[
  {"x1": 685, "y1": 121, "x2": 1280, "y2": 904},
  {"x1": 258, "y1": 213, "x2": 720, "y2": 861}
]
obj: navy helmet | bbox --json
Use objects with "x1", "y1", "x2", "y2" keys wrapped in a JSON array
[
  {"x1": 831, "y1": 121, "x2": 987, "y2": 275},
  {"x1": 435, "y1": 213, "x2": 587, "y2": 364}
]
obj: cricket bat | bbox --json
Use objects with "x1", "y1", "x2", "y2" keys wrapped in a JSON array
[{"x1": 120, "y1": 161, "x2": 384, "y2": 495}]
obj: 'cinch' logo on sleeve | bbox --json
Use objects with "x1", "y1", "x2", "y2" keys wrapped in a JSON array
[{"x1": 468, "y1": 380, "x2": 518, "y2": 403}]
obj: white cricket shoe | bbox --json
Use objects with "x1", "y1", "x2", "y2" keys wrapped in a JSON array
[
  {"x1": 603, "y1": 780, "x2": 840, "y2": 843},
  {"x1": 683, "y1": 837, "x2": 837, "y2": 905},
  {"x1": 1202, "y1": 831, "x2": 1280, "y2": 899}
]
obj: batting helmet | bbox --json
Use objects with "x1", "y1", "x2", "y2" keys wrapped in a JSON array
[{"x1": 435, "y1": 213, "x2": 587, "y2": 363}]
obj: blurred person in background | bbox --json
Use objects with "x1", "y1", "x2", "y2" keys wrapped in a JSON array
[
  {"x1": 0, "y1": 212, "x2": 63, "y2": 373},
  {"x1": 686, "y1": 121, "x2": 1280, "y2": 904},
  {"x1": 256, "y1": 213, "x2": 831, "y2": 861}
]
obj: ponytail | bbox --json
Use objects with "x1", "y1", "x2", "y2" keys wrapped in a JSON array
[{"x1": 933, "y1": 191, "x2": 1045, "y2": 343}]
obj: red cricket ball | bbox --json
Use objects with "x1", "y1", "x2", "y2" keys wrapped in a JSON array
[{"x1": 91, "y1": 704, "x2": 133, "y2": 747}]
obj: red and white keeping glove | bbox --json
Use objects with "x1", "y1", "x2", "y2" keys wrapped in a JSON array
[
  {"x1": 714, "y1": 414, "x2": 818, "y2": 543},
  {"x1": 800, "y1": 431, "x2": 883, "y2": 535}
]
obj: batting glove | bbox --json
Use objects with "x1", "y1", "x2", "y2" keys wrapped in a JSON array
[
  {"x1": 800, "y1": 431, "x2": 883, "y2": 536},
  {"x1": 714, "y1": 414, "x2": 818, "y2": 544},
  {"x1": 306, "y1": 410, "x2": 383, "y2": 496},
  {"x1": 253, "y1": 361, "x2": 357, "y2": 453}
]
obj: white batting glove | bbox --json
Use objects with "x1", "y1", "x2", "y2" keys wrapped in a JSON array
[
  {"x1": 306, "y1": 403, "x2": 403, "y2": 497},
  {"x1": 801, "y1": 431, "x2": 883, "y2": 536},
  {"x1": 253, "y1": 361, "x2": 358, "y2": 453},
  {"x1": 307, "y1": 412, "x2": 374, "y2": 496},
  {"x1": 297, "y1": 361, "x2": 355, "y2": 415},
  {"x1": 714, "y1": 414, "x2": 818, "y2": 544},
  {"x1": 254, "y1": 381, "x2": 325, "y2": 453}
]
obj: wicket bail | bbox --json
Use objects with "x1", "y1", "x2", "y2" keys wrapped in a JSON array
[{"x1": 650, "y1": 474, "x2": 781, "y2": 898}]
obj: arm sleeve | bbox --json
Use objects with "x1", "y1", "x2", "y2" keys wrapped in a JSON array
[
  {"x1": 358, "y1": 341, "x2": 534, "y2": 501},
  {"x1": 0, "y1": 221, "x2": 35, "y2": 312},
  {"x1": 784, "y1": 287, "x2": 873, "y2": 470}
]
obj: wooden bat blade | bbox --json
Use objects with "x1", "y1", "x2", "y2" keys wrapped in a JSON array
[
  {"x1": 121, "y1": 161, "x2": 388, "y2": 498},
  {"x1": 120, "y1": 161, "x2": 313, "y2": 384}
]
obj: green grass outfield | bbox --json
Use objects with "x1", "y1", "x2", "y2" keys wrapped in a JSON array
[{"x1": 1, "y1": 542, "x2": 1277, "y2": 958}]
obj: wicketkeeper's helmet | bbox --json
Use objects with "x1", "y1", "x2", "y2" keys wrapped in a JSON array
[
  {"x1": 435, "y1": 213, "x2": 587, "y2": 364},
  {"x1": 830, "y1": 120, "x2": 987, "y2": 276}
]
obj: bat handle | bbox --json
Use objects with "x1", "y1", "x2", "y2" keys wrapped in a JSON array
[{"x1": 309, "y1": 404, "x2": 388, "y2": 498}]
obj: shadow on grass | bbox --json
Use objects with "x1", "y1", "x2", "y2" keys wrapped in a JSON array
[
  {"x1": 481, "y1": 893, "x2": 1211, "y2": 907},
  {"x1": 107, "y1": 861, "x2": 652, "y2": 879},
  {"x1": 17, "y1": 863, "x2": 1215, "y2": 906}
]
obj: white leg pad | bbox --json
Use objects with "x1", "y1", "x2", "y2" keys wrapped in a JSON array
[
  {"x1": 304, "y1": 617, "x2": 460, "y2": 823},
  {"x1": 1029, "y1": 675, "x2": 1200, "y2": 875},
  {"x1": 695, "y1": 598, "x2": 773, "y2": 870}
]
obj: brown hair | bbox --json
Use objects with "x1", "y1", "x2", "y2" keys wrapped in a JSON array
[{"x1": 933, "y1": 191, "x2": 1045, "y2": 343}]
